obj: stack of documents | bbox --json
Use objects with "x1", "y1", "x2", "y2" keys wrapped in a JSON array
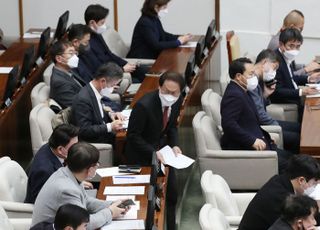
[
  {"x1": 103, "y1": 186, "x2": 145, "y2": 195},
  {"x1": 112, "y1": 175, "x2": 150, "y2": 184},
  {"x1": 0, "y1": 67, "x2": 13, "y2": 74},
  {"x1": 159, "y1": 145, "x2": 195, "y2": 169},
  {"x1": 23, "y1": 31, "x2": 54, "y2": 39},
  {"x1": 101, "y1": 220, "x2": 145, "y2": 230},
  {"x1": 96, "y1": 167, "x2": 132, "y2": 177},
  {"x1": 127, "y1": 83, "x2": 141, "y2": 94},
  {"x1": 121, "y1": 109, "x2": 132, "y2": 129}
]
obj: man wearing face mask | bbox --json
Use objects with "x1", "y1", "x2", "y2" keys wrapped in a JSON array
[
  {"x1": 49, "y1": 40, "x2": 86, "y2": 109},
  {"x1": 221, "y1": 58, "x2": 293, "y2": 172},
  {"x1": 270, "y1": 28, "x2": 319, "y2": 120},
  {"x1": 84, "y1": 4, "x2": 147, "y2": 83},
  {"x1": 71, "y1": 62, "x2": 124, "y2": 144},
  {"x1": 239, "y1": 154, "x2": 320, "y2": 230},
  {"x1": 127, "y1": 0, "x2": 192, "y2": 60},
  {"x1": 248, "y1": 49, "x2": 301, "y2": 154},
  {"x1": 125, "y1": 72, "x2": 185, "y2": 230},
  {"x1": 31, "y1": 142, "x2": 127, "y2": 229}
]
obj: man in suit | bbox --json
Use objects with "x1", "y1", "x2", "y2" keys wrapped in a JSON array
[
  {"x1": 84, "y1": 4, "x2": 147, "y2": 83},
  {"x1": 49, "y1": 40, "x2": 86, "y2": 109},
  {"x1": 221, "y1": 58, "x2": 292, "y2": 171},
  {"x1": 238, "y1": 154, "x2": 320, "y2": 230},
  {"x1": 125, "y1": 72, "x2": 185, "y2": 230},
  {"x1": 31, "y1": 142, "x2": 127, "y2": 229},
  {"x1": 71, "y1": 62, "x2": 124, "y2": 144},
  {"x1": 25, "y1": 124, "x2": 79, "y2": 204}
]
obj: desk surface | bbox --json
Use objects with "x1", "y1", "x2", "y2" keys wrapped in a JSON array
[{"x1": 97, "y1": 167, "x2": 167, "y2": 229}]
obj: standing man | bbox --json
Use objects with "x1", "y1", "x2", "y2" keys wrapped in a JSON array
[{"x1": 125, "y1": 72, "x2": 185, "y2": 230}]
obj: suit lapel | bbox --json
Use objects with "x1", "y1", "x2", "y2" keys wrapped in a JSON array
[{"x1": 276, "y1": 49, "x2": 295, "y2": 89}]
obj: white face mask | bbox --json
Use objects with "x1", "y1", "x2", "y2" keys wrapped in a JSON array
[
  {"x1": 96, "y1": 24, "x2": 107, "y2": 34},
  {"x1": 283, "y1": 49, "x2": 299, "y2": 62},
  {"x1": 67, "y1": 54, "x2": 79, "y2": 68},
  {"x1": 159, "y1": 92, "x2": 178, "y2": 107},
  {"x1": 158, "y1": 8, "x2": 168, "y2": 18},
  {"x1": 100, "y1": 86, "x2": 114, "y2": 96},
  {"x1": 246, "y1": 75, "x2": 259, "y2": 91},
  {"x1": 86, "y1": 168, "x2": 97, "y2": 181},
  {"x1": 263, "y1": 70, "x2": 277, "y2": 82},
  {"x1": 304, "y1": 185, "x2": 316, "y2": 196}
]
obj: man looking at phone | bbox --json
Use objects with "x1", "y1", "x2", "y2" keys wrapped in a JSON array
[{"x1": 248, "y1": 49, "x2": 300, "y2": 154}]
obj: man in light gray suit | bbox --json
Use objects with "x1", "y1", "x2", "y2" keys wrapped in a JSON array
[{"x1": 31, "y1": 142, "x2": 126, "y2": 229}]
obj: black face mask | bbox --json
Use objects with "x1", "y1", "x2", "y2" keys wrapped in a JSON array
[{"x1": 79, "y1": 43, "x2": 90, "y2": 54}]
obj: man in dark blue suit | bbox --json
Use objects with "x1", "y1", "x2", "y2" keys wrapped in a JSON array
[
  {"x1": 25, "y1": 124, "x2": 79, "y2": 204},
  {"x1": 221, "y1": 58, "x2": 293, "y2": 172}
]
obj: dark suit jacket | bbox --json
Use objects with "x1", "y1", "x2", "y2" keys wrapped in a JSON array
[
  {"x1": 221, "y1": 81, "x2": 273, "y2": 150},
  {"x1": 125, "y1": 90, "x2": 182, "y2": 165},
  {"x1": 89, "y1": 32, "x2": 127, "y2": 67},
  {"x1": 268, "y1": 218, "x2": 293, "y2": 230},
  {"x1": 238, "y1": 174, "x2": 294, "y2": 230},
  {"x1": 25, "y1": 143, "x2": 63, "y2": 204},
  {"x1": 71, "y1": 84, "x2": 114, "y2": 143},
  {"x1": 127, "y1": 14, "x2": 180, "y2": 59},
  {"x1": 30, "y1": 221, "x2": 54, "y2": 230},
  {"x1": 270, "y1": 49, "x2": 308, "y2": 104},
  {"x1": 49, "y1": 66, "x2": 85, "y2": 109}
]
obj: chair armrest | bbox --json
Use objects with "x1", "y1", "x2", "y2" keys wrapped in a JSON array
[
  {"x1": 0, "y1": 201, "x2": 33, "y2": 213},
  {"x1": 232, "y1": 193, "x2": 256, "y2": 214},
  {"x1": 124, "y1": 58, "x2": 155, "y2": 65},
  {"x1": 199, "y1": 150, "x2": 277, "y2": 158},
  {"x1": 266, "y1": 104, "x2": 285, "y2": 121},
  {"x1": 269, "y1": 103, "x2": 298, "y2": 122},
  {"x1": 225, "y1": 216, "x2": 242, "y2": 226},
  {"x1": 261, "y1": 125, "x2": 283, "y2": 148},
  {"x1": 107, "y1": 93, "x2": 121, "y2": 103},
  {"x1": 10, "y1": 218, "x2": 32, "y2": 230}
]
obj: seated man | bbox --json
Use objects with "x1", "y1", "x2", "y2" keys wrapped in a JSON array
[
  {"x1": 238, "y1": 154, "x2": 320, "y2": 230},
  {"x1": 269, "y1": 195, "x2": 318, "y2": 230},
  {"x1": 221, "y1": 58, "x2": 293, "y2": 171},
  {"x1": 71, "y1": 62, "x2": 124, "y2": 144},
  {"x1": 249, "y1": 49, "x2": 300, "y2": 154},
  {"x1": 49, "y1": 40, "x2": 86, "y2": 109},
  {"x1": 84, "y1": 4, "x2": 148, "y2": 83},
  {"x1": 25, "y1": 124, "x2": 79, "y2": 204},
  {"x1": 31, "y1": 142, "x2": 126, "y2": 229},
  {"x1": 30, "y1": 203, "x2": 89, "y2": 230}
]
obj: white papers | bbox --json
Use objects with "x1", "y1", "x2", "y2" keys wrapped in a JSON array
[
  {"x1": 96, "y1": 167, "x2": 132, "y2": 177},
  {"x1": 306, "y1": 93, "x2": 320, "y2": 98},
  {"x1": 112, "y1": 175, "x2": 150, "y2": 184},
  {"x1": 127, "y1": 83, "x2": 141, "y2": 94},
  {"x1": 159, "y1": 145, "x2": 195, "y2": 169},
  {"x1": 101, "y1": 220, "x2": 145, "y2": 230},
  {"x1": 121, "y1": 109, "x2": 132, "y2": 129},
  {"x1": 115, "y1": 209, "x2": 138, "y2": 220},
  {"x1": 0, "y1": 67, "x2": 13, "y2": 74},
  {"x1": 23, "y1": 31, "x2": 54, "y2": 39},
  {"x1": 106, "y1": 195, "x2": 136, "y2": 202},
  {"x1": 306, "y1": 83, "x2": 320, "y2": 90},
  {"x1": 103, "y1": 186, "x2": 145, "y2": 195},
  {"x1": 179, "y1": 41, "x2": 197, "y2": 48}
]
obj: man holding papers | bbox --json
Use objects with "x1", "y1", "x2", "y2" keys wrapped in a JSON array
[{"x1": 125, "y1": 72, "x2": 185, "y2": 230}]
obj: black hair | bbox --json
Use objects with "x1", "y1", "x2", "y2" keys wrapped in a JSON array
[
  {"x1": 50, "y1": 40, "x2": 72, "y2": 64},
  {"x1": 54, "y1": 204, "x2": 89, "y2": 230},
  {"x1": 287, "y1": 154, "x2": 320, "y2": 181},
  {"x1": 68, "y1": 24, "x2": 92, "y2": 41},
  {"x1": 159, "y1": 71, "x2": 185, "y2": 91},
  {"x1": 84, "y1": 4, "x2": 109, "y2": 25},
  {"x1": 93, "y1": 62, "x2": 123, "y2": 81},
  {"x1": 281, "y1": 195, "x2": 318, "y2": 225},
  {"x1": 48, "y1": 124, "x2": 79, "y2": 149},
  {"x1": 141, "y1": 0, "x2": 170, "y2": 17},
  {"x1": 66, "y1": 142, "x2": 99, "y2": 172},
  {"x1": 228, "y1": 57, "x2": 252, "y2": 79},
  {"x1": 255, "y1": 49, "x2": 280, "y2": 64},
  {"x1": 279, "y1": 28, "x2": 303, "y2": 45}
]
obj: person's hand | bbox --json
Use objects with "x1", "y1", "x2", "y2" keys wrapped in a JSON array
[
  {"x1": 156, "y1": 151, "x2": 165, "y2": 164},
  {"x1": 82, "y1": 181, "x2": 93, "y2": 189},
  {"x1": 308, "y1": 72, "x2": 320, "y2": 83},
  {"x1": 123, "y1": 63, "x2": 136, "y2": 73},
  {"x1": 263, "y1": 83, "x2": 276, "y2": 98},
  {"x1": 172, "y1": 146, "x2": 182, "y2": 157},
  {"x1": 178, "y1": 34, "x2": 192, "y2": 45},
  {"x1": 110, "y1": 112, "x2": 126, "y2": 121},
  {"x1": 109, "y1": 200, "x2": 126, "y2": 218},
  {"x1": 305, "y1": 61, "x2": 320, "y2": 73},
  {"x1": 302, "y1": 87, "x2": 319, "y2": 96},
  {"x1": 252, "y1": 138, "x2": 266, "y2": 151},
  {"x1": 110, "y1": 120, "x2": 123, "y2": 132}
]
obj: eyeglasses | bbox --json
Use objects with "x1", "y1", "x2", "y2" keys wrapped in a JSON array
[{"x1": 59, "y1": 51, "x2": 78, "y2": 56}]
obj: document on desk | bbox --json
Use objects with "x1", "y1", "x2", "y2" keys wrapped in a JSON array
[
  {"x1": 0, "y1": 67, "x2": 13, "y2": 74},
  {"x1": 101, "y1": 220, "x2": 145, "y2": 230},
  {"x1": 103, "y1": 186, "x2": 145, "y2": 195},
  {"x1": 115, "y1": 209, "x2": 138, "y2": 220},
  {"x1": 121, "y1": 109, "x2": 132, "y2": 129},
  {"x1": 96, "y1": 167, "x2": 132, "y2": 177},
  {"x1": 179, "y1": 41, "x2": 197, "y2": 48},
  {"x1": 112, "y1": 175, "x2": 150, "y2": 184},
  {"x1": 306, "y1": 93, "x2": 320, "y2": 98},
  {"x1": 159, "y1": 145, "x2": 195, "y2": 169},
  {"x1": 127, "y1": 83, "x2": 141, "y2": 94},
  {"x1": 23, "y1": 31, "x2": 54, "y2": 39}
]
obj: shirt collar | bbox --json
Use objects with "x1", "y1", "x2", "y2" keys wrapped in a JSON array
[{"x1": 89, "y1": 81, "x2": 102, "y2": 101}]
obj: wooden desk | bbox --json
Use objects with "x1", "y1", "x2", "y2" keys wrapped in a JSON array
[
  {"x1": 300, "y1": 97, "x2": 320, "y2": 157},
  {"x1": 97, "y1": 167, "x2": 167, "y2": 229}
]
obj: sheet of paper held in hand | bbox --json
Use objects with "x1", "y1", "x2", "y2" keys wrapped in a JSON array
[{"x1": 158, "y1": 145, "x2": 195, "y2": 169}]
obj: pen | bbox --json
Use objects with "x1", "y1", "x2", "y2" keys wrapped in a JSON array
[{"x1": 114, "y1": 176, "x2": 136, "y2": 179}]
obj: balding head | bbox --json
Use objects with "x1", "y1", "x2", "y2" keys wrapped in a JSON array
[{"x1": 282, "y1": 10, "x2": 304, "y2": 32}]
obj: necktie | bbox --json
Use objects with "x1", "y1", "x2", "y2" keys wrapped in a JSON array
[{"x1": 162, "y1": 106, "x2": 169, "y2": 130}]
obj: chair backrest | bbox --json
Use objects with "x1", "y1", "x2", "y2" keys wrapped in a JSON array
[
  {"x1": 0, "y1": 156, "x2": 11, "y2": 165},
  {"x1": 43, "y1": 63, "x2": 54, "y2": 85},
  {"x1": 219, "y1": 69, "x2": 230, "y2": 96},
  {"x1": 201, "y1": 171, "x2": 240, "y2": 216},
  {"x1": 0, "y1": 159, "x2": 28, "y2": 202},
  {"x1": 31, "y1": 82, "x2": 50, "y2": 108},
  {"x1": 201, "y1": 89, "x2": 222, "y2": 127},
  {"x1": 226, "y1": 31, "x2": 240, "y2": 65},
  {"x1": 199, "y1": 204, "x2": 231, "y2": 230},
  {"x1": 102, "y1": 27, "x2": 129, "y2": 58},
  {"x1": 29, "y1": 103, "x2": 55, "y2": 155},
  {"x1": 0, "y1": 204, "x2": 14, "y2": 230}
]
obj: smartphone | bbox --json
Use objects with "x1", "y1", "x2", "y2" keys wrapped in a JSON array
[{"x1": 117, "y1": 199, "x2": 135, "y2": 208}]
